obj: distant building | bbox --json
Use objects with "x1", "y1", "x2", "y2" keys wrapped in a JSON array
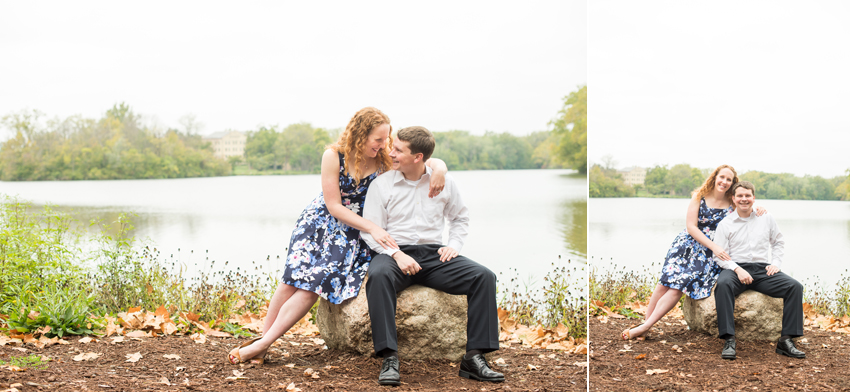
[
  {"x1": 203, "y1": 131, "x2": 246, "y2": 159},
  {"x1": 618, "y1": 166, "x2": 646, "y2": 186}
]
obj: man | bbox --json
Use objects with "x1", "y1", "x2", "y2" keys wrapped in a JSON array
[
  {"x1": 361, "y1": 126, "x2": 503, "y2": 386},
  {"x1": 713, "y1": 181, "x2": 805, "y2": 360}
]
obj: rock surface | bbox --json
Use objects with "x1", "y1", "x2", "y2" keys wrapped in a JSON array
[
  {"x1": 317, "y1": 277, "x2": 469, "y2": 361},
  {"x1": 683, "y1": 286, "x2": 783, "y2": 341}
]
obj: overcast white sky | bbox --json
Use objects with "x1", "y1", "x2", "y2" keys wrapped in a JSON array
[
  {"x1": 0, "y1": 1, "x2": 586, "y2": 138},
  {"x1": 590, "y1": 1, "x2": 850, "y2": 178}
]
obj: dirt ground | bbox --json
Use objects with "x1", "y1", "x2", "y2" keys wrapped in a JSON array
[
  {"x1": 589, "y1": 316, "x2": 850, "y2": 391},
  {"x1": 1, "y1": 333, "x2": 586, "y2": 392}
]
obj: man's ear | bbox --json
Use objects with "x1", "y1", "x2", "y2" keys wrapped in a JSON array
[{"x1": 413, "y1": 153, "x2": 424, "y2": 164}]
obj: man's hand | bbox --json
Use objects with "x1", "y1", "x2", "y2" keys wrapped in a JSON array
[
  {"x1": 735, "y1": 267, "x2": 753, "y2": 285},
  {"x1": 392, "y1": 251, "x2": 421, "y2": 276},
  {"x1": 766, "y1": 265, "x2": 780, "y2": 276},
  {"x1": 437, "y1": 247, "x2": 459, "y2": 262}
]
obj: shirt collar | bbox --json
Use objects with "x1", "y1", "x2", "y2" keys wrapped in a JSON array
[
  {"x1": 391, "y1": 166, "x2": 431, "y2": 184},
  {"x1": 730, "y1": 209, "x2": 756, "y2": 221}
]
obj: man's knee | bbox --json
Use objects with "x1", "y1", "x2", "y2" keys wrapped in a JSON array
[
  {"x1": 789, "y1": 279, "x2": 804, "y2": 295},
  {"x1": 716, "y1": 271, "x2": 737, "y2": 291},
  {"x1": 367, "y1": 255, "x2": 396, "y2": 286},
  {"x1": 472, "y1": 265, "x2": 497, "y2": 287}
]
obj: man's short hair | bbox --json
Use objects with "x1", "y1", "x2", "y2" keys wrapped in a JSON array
[
  {"x1": 732, "y1": 181, "x2": 755, "y2": 196},
  {"x1": 396, "y1": 126, "x2": 435, "y2": 161}
]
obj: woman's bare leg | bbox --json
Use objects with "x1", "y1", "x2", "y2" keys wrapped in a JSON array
[
  {"x1": 644, "y1": 284, "x2": 670, "y2": 323},
  {"x1": 629, "y1": 288, "x2": 683, "y2": 338},
  {"x1": 262, "y1": 281, "x2": 299, "y2": 335},
  {"x1": 236, "y1": 286, "x2": 320, "y2": 361}
]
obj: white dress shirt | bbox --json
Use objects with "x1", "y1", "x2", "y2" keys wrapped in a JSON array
[
  {"x1": 713, "y1": 210, "x2": 785, "y2": 270},
  {"x1": 361, "y1": 166, "x2": 469, "y2": 256}
]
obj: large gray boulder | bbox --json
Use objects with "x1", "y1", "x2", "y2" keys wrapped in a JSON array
[
  {"x1": 316, "y1": 277, "x2": 469, "y2": 361},
  {"x1": 683, "y1": 286, "x2": 783, "y2": 341}
]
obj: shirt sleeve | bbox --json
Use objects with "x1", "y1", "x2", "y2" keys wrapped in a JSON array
[
  {"x1": 714, "y1": 220, "x2": 738, "y2": 270},
  {"x1": 443, "y1": 177, "x2": 469, "y2": 252},
  {"x1": 768, "y1": 215, "x2": 784, "y2": 268},
  {"x1": 361, "y1": 178, "x2": 399, "y2": 256}
]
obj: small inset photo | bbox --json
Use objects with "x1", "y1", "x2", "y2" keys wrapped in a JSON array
[{"x1": 588, "y1": 2, "x2": 850, "y2": 391}]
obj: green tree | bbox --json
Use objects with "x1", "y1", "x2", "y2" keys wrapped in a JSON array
[
  {"x1": 227, "y1": 156, "x2": 243, "y2": 172},
  {"x1": 551, "y1": 85, "x2": 587, "y2": 174},
  {"x1": 245, "y1": 126, "x2": 280, "y2": 170},
  {"x1": 589, "y1": 164, "x2": 634, "y2": 197},
  {"x1": 0, "y1": 104, "x2": 229, "y2": 181},
  {"x1": 644, "y1": 165, "x2": 670, "y2": 195}
]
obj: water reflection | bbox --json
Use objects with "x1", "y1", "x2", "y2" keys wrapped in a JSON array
[
  {"x1": 7, "y1": 170, "x2": 589, "y2": 295},
  {"x1": 558, "y1": 199, "x2": 587, "y2": 257}
]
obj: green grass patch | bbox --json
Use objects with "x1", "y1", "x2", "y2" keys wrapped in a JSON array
[
  {"x1": 0, "y1": 354, "x2": 49, "y2": 370},
  {"x1": 1, "y1": 194, "x2": 277, "y2": 334}
]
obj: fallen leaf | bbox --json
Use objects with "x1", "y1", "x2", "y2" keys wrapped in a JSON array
[
  {"x1": 635, "y1": 353, "x2": 647, "y2": 360},
  {"x1": 494, "y1": 358, "x2": 506, "y2": 365},
  {"x1": 111, "y1": 336, "x2": 125, "y2": 344},
  {"x1": 289, "y1": 341, "x2": 300, "y2": 346},
  {"x1": 163, "y1": 354, "x2": 181, "y2": 360},
  {"x1": 190, "y1": 333, "x2": 207, "y2": 344},
  {"x1": 285, "y1": 363, "x2": 296, "y2": 368},
  {"x1": 233, "y1": 370, "x2": 245, "y2": 377},
  {"x1": 572, "y1": 361, "x2": 588, "y2": 367},
  {"x1": 125, "y1": 352, "x2": 143, "y2": 362},
  {"x1": 156, "y1": 377, "x2": 172, "y2": 386},
  {"x1": 79, "y1": 337, "x2": 95, "y2": 344},
  {"x1": 527, "y1": 364, "x2": 538, "y2": 370},
  {"x1": 126, "y1": 330, "x2": 149, "y2": 338},
  {"x1": 646, "y1": 369, "x2": 670, "y2": 375},
  {"x1": 303, "y1": 368, "x2": 314, "y2": 376},
  {"x1": 73, "y1": 352, "x2": 101, "y2": 362}
]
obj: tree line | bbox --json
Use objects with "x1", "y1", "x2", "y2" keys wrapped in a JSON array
[
  {"x1": 0, "y1": 104, "x2": 229, "y2": 181},
  {"x1": 0, "y1": 87, "x2": 588, "y2": 181},
  {"x1": 243, "y1": 85, "x2": 587, "y2": 174},
  {"x1": 590, "y1": 162, "x2": 850, "y2": 201}
]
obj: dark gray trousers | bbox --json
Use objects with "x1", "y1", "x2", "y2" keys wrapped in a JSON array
[
  {"x1": 365, "y1": 244, "x2": 500, "y2": 354},
  {"x1": 715, "y1": 263, "x2": 804, "y2": 339}
]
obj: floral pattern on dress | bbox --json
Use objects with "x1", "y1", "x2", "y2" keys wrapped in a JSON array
[
  {"x1": 281, "y1": 152, "x2": 378, "y2": 304},
  {"x1": 659, "y1": 198, "x2": 733, "y2": 300}
]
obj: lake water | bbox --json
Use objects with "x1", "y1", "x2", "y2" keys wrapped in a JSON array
[
  {"x1": 589, "y1": 198, "x2": 850, "y2": 287},
  {"x1": 1, "y1": 169, "x2": 586, "y2": 296}
]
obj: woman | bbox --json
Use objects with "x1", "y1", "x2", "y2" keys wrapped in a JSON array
[
  {"x1": 622, "y1": 164, "x2": 764, "y2": 340},
  {"x1": 228, "y1": 107, "x2": 447, "y2": 363}
]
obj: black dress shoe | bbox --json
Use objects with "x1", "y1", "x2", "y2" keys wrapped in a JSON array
[
  {"x1": 378, "y1": 356, "x2": 401, "y2": 386},
  {"x1": 776, "y1": 338, "x2": 806, "y2": 358},
  {"x1": 721, "y1": 338, "x2": 736, "y2": 360},
  {"x1": 459, "y1": 354, "x2": 505, "y2": 382}
]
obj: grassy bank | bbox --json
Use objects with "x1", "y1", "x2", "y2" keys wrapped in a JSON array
[
  {"x1": 590, "y1": 259, "x2": 850, "y2": 319},
  {"x1": 498, "y1": 261, "x2": 587, "y2": 339},
  {"x1": 1, "y1": 195, "x2": 584, "y2": 342}
]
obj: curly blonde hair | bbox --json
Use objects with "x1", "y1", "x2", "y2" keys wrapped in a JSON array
[
  {"x1": 694, "y1": 164, "x2": 739, "y2": 201},
  {"x1": 329, "y1": 107, "x2": 393, "y2": 184}
]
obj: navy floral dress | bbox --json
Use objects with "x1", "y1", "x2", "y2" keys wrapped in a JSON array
[
  {"x1": 659, "y1": 198, "x2": 733, "y2": 300},
  {"x1": 281, "y1": 152, "x2": 378, "y2": 304}
]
